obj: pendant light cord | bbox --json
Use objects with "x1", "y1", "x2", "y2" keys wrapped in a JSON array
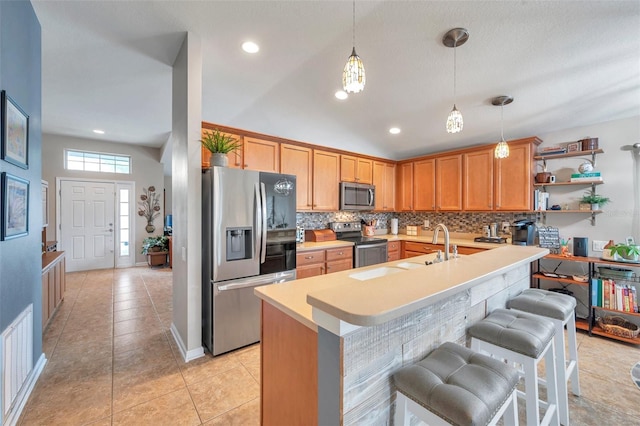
[
  {"x1": 453, "y1": 42, "x2": 457, "y2": 103},
  {"x1": 352, "y1": 0, "x2": 356, "y2": 48},
  {"x1": 500, "y1": 103, "x2": 505, "y2": 142}
]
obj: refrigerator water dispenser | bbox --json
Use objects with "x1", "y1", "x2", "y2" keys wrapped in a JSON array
[{"x1": 226, "y1": 227, "x2": 252, "y2": 260}]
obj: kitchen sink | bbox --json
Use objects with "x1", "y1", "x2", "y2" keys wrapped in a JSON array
[
  {"x1": 349, "y1": 267, "x2": 403, "y2": 281},
  {"x1": 395, "y1": 262, "x2": 425, "y2": 270}
]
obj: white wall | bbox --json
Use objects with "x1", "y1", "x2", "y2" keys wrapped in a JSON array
[
  {"x1": 41, "y1": 133, "x2": 165, "y2": 264},
  {"x1": 170, "y1": 32, "x2": 204, "y2": 361},
  {"x1": 536, "y1": 115, "x2": 640, "y2": 254}
]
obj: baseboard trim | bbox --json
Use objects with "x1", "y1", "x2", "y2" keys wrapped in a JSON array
[
  {"x1": 4, "y1": 353, "x2": 47, "y2": 426},
  {"x1": 170, "y1": 323, "x2": 204, "y2": 363}
]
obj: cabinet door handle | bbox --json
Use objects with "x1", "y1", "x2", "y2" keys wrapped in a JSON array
[
  {"x1": 305, "y1": 255, "x2": 314, "y2": 259},
  {"x1": 338, "y1": 251, "x2": 343, "y2": 255},
  {"x1": 244, "y1": 164, "x2": 249, "y2": 167}
]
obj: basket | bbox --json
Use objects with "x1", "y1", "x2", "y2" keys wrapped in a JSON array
[
  {"x1": 596, "y1": 316, "x2": 640, "y2": 339},
  {"x1": 598, "y1": 266, "x2": 633, "y2": 279}
]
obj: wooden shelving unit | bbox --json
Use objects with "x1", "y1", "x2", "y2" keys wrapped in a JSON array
[
  {"x1": 533, "y1": 149, "x2": 605, "y2": 226},
  {"x1": 533, "y1": 253, "x2": 640, "y2": 345}
]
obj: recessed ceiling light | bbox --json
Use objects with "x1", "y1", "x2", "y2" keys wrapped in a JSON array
[
  {"x1": 93, "y1": 129, "x2": 105, "y2": 134},
  {"x1": 389, "y1": 127, "x2": 401, "y2": 134},
  {"x1": 335, "y1": 90, "x2": 348, "y2": 100},
  {"x1": 242, "y1": 41, "x2": 259, "y2": 54}
]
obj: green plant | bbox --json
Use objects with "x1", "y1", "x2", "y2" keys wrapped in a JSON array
[
  {"x1": 580, "y1": 192, "x2": 610, "y2": 206},
  {"x1": 141, "y1": 235, "x2": 169, "y2": 254},
  {"x1": 609, "y1": 243, "x2": 640, "y2": 259},
  {"x1": 200, "y1": 129, "x2": 241, "y2": 154}
]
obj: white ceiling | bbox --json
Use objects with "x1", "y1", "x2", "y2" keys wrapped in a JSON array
[{"x1": 32, "y1": 0, "x2": 640, "y2": 161}]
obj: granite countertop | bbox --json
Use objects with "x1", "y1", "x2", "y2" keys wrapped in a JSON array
[{"x1": 255, "y1": 245, "x2": 548, "y2": 331}]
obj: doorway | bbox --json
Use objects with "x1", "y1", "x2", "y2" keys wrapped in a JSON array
[{"x1": 57, "y1": 179, "x2": 134, "y2": 272}]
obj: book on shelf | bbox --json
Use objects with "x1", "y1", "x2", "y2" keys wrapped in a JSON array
[
  {"x1": 571, "y1": 172, "x2": 601, "y2": 178},
  {"x1": 593, "y1": 278, "x2": 638, "y2": 313},
  {"x1": 570, "y1": 176, "x2": 603, "y2": 183}
]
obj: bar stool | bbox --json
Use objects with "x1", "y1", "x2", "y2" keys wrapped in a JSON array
[
  {"x1": 508, "y1": 288, "x2": 580, "y2": 426},
  {"x1": 469, "y1": 309, "x2": 559, "y2": 426},
  {"x1": 393, "y1": 342, "x2": 520, "y2": 426}
]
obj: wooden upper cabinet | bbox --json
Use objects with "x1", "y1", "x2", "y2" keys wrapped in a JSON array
[
  {"x1": 281, "y1": 144, "x2": 313, "y2": 211},
  {"x1": 413, "y1": 158, "x2": 436, "y2": 211},
  {"x1": 243, "y1": 137, "x2": 279, "y2": 172},
  {"x1": 396, "y1": 162, "x2": 414, "y2": 211},
  {"x1": 373, "y1": 161, "x2": 396, "y2": 211},
  {"x1": 463, "y1": 148, "x2": 494, "y2": 211},
  {"x1": 436, "y1": 154, "x2": 462, "y2": 211},
  {"x1": 341, "y1": 155, "x2": 373, "y2": 184},
  {"x1": 312, "y1": 150, "x2": 340, "y2": 210},
  {"x1": 200, "y1": 129, "x2": 243, "y2": 169},
  {"x1": 494, "y1": 141, "x2": 535, "y2": 211}
]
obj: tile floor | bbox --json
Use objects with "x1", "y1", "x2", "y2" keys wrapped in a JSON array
[{"x1": 18, "y1": 266, "x2": 640, "y2": 425}]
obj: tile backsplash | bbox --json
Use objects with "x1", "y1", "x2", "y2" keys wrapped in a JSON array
[{"x1": 297, "y1": 211, "x2": 536, "y2": 234}]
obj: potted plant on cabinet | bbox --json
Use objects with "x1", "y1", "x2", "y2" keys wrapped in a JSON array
[
  {"x1": 141, "y1": 235, "x2": 169, "y2": 266},
  {"x1": 200, "y1": 129, "x2": 242, "y2": 167},
  {"x1": 580, "y1": 193, "x2": 610, "y2": 211}
]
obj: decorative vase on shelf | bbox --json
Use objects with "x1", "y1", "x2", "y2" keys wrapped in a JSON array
[
  {"x1": 211, "y1": 153, "x2": 229, "y2": 167},
  {"x1": 145, "y1": 222, "x2": 155, "y2": 233}
]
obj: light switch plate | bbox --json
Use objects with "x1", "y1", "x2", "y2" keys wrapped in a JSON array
[{"x1": 592, "y1": 240, "x2": 607, "y2": 252}]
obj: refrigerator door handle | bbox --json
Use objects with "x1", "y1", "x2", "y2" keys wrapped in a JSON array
[
  {"x1": 254, "y1": 183, "x2": 262, "y2": 261},
  {"x1": 260, "y1": 182, "x2": 267, "y2": 264}
]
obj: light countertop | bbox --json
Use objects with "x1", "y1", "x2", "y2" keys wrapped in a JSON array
[{"x1": 255, "y1": 245, "x2": 548, "y2": 331}]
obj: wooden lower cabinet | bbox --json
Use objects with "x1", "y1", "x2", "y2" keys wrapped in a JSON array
[
  {"x1": 387, "y1": 241, "x2": 401, "y2": 261},
  {"x1": 42, "y1": 252, "x2": 66, "y2": 330},
  {"x1": 261, "y1": 302, "x2": 317, "y2": 425},
  {"x1": 296, "y1": 247, "x2": 353, "y2": 278}
]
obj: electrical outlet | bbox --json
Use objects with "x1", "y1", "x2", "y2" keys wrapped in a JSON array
[
  {"x1": 501, "y1": 222, "x2": 510, "y2": 233},
  {"x1": 593, "y1": 240, "x2": 607, "y2": 252}
]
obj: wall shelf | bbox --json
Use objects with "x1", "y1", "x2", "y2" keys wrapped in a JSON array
[
  {"x1": 536, "y1": 210, "x2": 602, "y2": 226},
  {"x1": 533, "y1": 181, "x2": 604, "y2": 188}
]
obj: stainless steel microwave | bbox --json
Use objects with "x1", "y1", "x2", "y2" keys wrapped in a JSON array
[{"x1": 339, "y1": 182, "x2": 375, "y2": 211}]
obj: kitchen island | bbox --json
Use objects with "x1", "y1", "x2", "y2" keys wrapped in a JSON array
[{"x1": 254, "y1": 245, "x2": 548, "y2": 425}]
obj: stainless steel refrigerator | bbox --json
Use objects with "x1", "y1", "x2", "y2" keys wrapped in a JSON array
[{"x1": 202, "y1": 167, "x2": 297, "y2": 355}]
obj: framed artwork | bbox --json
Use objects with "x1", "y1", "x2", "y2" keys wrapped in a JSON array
[
  {"x1": 566, "y1": 141, "x2": 581, "y2": 153},
  {"x1": 1, "y1": 90, "x2": 29, "y2": 169},
  {"x1": 2, "y1": 172, "x2": 29, "y2": 240}
]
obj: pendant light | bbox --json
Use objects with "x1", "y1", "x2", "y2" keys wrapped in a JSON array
[
  {"x1": 342, "y1": 1, "x2": 365, "y2": 93},
  {"x1": 492, "y1": 96, "x2": 514, "y2": 159},
  {"x1": 443, "y1": 28, "x2": 469, "y2": 134}
]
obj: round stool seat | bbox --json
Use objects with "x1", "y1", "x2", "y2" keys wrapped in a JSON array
[
  {"x1": 468, "y1": 308, "x2": 555, "y2": 358},
  {"x1": 508, "y1": 288, "x2": 576, "y2": 321},
  {"x1": 393, "y1": 342, "x2": 519, "y2": 426}
]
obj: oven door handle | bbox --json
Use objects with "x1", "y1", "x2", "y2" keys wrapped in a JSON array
[{"x1": 357, "y1": 242, "x2": 388, "y2": 249}]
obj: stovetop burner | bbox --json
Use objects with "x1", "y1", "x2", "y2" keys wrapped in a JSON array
[{"x1": 328, "y1": 221, "x2": 387, "y2": 246}]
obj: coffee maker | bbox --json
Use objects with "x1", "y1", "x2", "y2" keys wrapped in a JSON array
[{"x1": 511, "y1": 220, "x2": 537, "y2": 246}]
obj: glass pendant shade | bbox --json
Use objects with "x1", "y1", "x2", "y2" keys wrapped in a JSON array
[
  {"x1": 494, "y1": 140, "x2": 509, "y2": 159},
  {"x1": 446, "y1": 104, "x2": 463, "y2": 133},
  {"x1": 492, "y1": 95, "x2": 513, "y2": 159},
  {"x1": 343, "y1": 47, "x2": 366, "y2": 93}
]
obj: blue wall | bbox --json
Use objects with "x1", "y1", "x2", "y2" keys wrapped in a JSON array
[{"x1": 0, "y1": 0, "x2": 43, "y2": 361}]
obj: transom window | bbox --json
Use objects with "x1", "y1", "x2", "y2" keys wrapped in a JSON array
[{"x1": 65, "y1": 150, "x2": 131, "y2": 174}]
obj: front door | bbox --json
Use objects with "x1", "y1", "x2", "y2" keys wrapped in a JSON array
[{"x1": 60, "y1": 180, "x2": 115, "y2": 272}]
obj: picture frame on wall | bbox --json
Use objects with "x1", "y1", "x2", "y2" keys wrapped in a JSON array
[
  {"x1": 1, "y1": 90, "x2": 29, "y2": 169},
  {"x1": 2, "y1": 172, "x2": 29, "y2": 240},
  {"x1": 566, "y1": 141, "x2": 581, "y2": 153}
]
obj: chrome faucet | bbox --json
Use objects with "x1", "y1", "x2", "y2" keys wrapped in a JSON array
[{"x1": 432, "y1": 223, "x2": 450, "y2": 261}]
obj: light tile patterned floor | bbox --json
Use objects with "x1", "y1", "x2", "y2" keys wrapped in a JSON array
[{"x1": 18, "y1": 266, "x2": 640, "y2": 425}]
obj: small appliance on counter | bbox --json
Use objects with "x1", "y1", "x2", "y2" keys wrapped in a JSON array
[
  {"x1": 511, "y1": 220, "x2": 537, "y2": 246},
  {"x1": 474, "y1": 222, "x2": 507, "y2": 244}
]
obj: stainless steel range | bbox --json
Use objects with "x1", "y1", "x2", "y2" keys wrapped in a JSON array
[{"x1": 329, "y1": 222, "x2": 388, "y2": 268}]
